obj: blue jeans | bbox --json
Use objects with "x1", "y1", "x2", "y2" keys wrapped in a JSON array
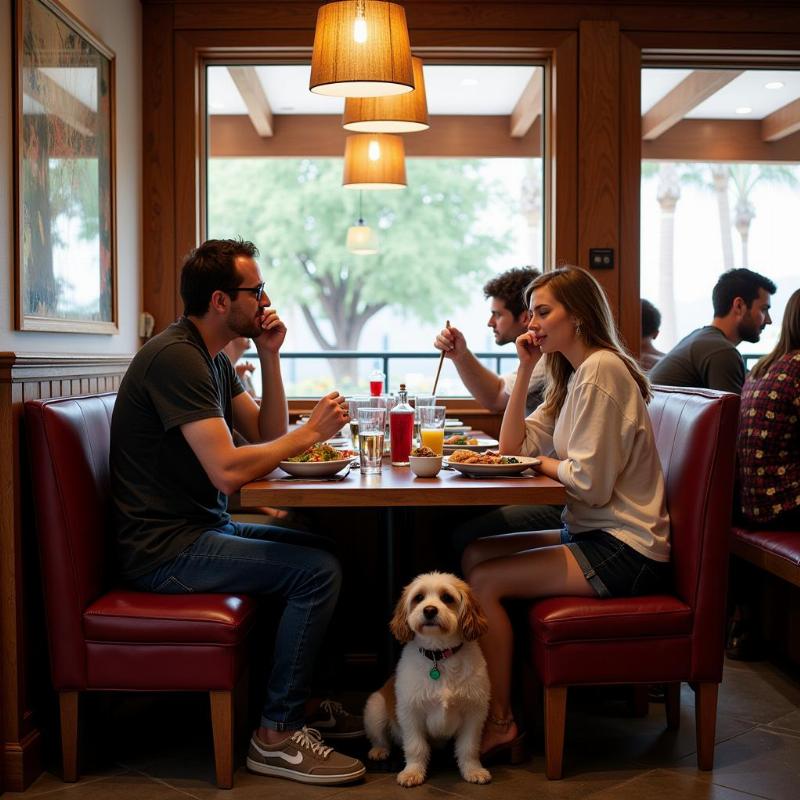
[{"x1": 129, "y1": 522, "x2": 341, "y2": 732}]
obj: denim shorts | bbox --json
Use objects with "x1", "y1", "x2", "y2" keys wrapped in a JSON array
[{"x1": 560, "y1": 527, "x2": 671, "y2": 598}]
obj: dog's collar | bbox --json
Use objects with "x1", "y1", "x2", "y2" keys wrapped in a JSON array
[
  {"x1": 418, "y1": 643, "x2": 463, "y2": 662},
  {"x1": 418, "y1": 643, "x2": 463, "y2": 680}
]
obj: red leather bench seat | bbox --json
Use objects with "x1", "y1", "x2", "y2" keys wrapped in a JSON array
[
  {"x1": 529, "y1": 595, "x2": 693, "y2": 643},
  {"x1": 731, "y1": 526, "x2": 800, "y2": 589},
  {"x1": 84, "y1": 591, "x2": 258, "y2": 644}
]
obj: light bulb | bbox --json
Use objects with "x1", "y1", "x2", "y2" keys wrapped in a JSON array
[
  {"x1": 368, "y1": 139, "x2": 381, "y2": 161},
  {"x1": 353, "y1": 16, "x2": 367, "y2": 43}
]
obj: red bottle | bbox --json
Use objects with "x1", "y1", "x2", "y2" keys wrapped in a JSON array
[
  {"x1": 390, "y1": 384, "x2": 414, "y2": 466},
  {"x1": 369, "y1": 369, "x2": 385, "y2": 397}
]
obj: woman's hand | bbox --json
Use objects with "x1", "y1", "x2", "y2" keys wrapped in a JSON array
[{"x1": 515, "y1": 331, "x2": 543, "y2": 367}]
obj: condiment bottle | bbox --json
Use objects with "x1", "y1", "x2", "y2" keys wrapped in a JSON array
[{"x1": 390, "y1": 384, "x2": 414, "y2": 466}]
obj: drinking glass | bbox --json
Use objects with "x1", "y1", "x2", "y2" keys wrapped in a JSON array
[
  {"x1": 372, "y1": 394, "x2": 396, "y2": 453},
  {"x1": 346, "y1": 396, "x2": 371, "y2": 450},
  {"x1": 419, "y1": 405, "x2": 446, "y2": 456},
  {"x1": 413, "y1": 394, "x2": 436, "y2": 446},
  {"x1": 357, "y1": 407, "x2": 386, "y2": 475}
]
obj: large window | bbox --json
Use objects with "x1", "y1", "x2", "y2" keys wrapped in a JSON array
[
  {"x1": 206, "y1": 64, "x2": 545, "y2": 396},
  {"x1": 640, "y1": 68, "x2": 800, "y2": 361}
]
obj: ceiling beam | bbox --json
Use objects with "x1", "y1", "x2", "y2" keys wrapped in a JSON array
[
  {"x1": 209, "y1": 113, "x2": 541, "y2": 158},
  {"x1": 227, "y1": 66, "x2": 273, "y2": 137},
  {"x1": 25, "y1": 70, "x2": 96, "y2": 138},
  {"x1": 642, "y1": 69, "x2": 743, "y2": 141},
  {"x1": 509, "y1": 70, "x2": 542, "y2": 138},
  {"x1": 642, "y1": 118, "x2": 800, "y2": 163},
  {"x1": 762, "y1": 96, "x2": 800, "y2": 142}
]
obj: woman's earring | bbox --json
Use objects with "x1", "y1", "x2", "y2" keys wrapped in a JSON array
[{"x1": 575, "y1": 321, "x2": 582, "y2": 338}]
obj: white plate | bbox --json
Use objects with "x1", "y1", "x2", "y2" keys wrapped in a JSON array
[
  {"x1": 442, "y1": 438, "x2": 499, "y2": 453},
  {"x1": 444, "y1": 420, "x2": 470, "y2": 433},
  {"x1": 447, "y1": 455, "x2": 540, "y2": 477},
  {"x1": 279, "y1": 457, "x2": 353, "y2": 478}
]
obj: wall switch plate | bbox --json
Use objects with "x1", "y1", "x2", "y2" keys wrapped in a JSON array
[{"x1": 589, "y1": 248, "x2": 614, "y2": 269}]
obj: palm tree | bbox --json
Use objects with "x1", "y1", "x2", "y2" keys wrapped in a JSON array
[{"x1": 727, "y1": 165, "x2": 799, "y2": 267}]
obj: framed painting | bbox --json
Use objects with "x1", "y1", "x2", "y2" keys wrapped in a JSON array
[{"x1": 13, "y1": 0, "x2": 117, "y2": 333}]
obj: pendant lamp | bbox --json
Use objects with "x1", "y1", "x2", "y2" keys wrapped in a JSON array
[
  {"x1": 310, "y1": 0, "x2": 414, "y2": 98},
  {"x1": 343, "y1": 133, "x2": 406, "y2": 190},
  {"x1": 343, "y1": 55, "x2": 429, "y2": 132},
  {"x1": 346, "y1": 192, "x2": 379, "y2": 254}
]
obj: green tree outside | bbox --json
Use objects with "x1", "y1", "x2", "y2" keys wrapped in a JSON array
[{"x1": 207, "y1": 157, "x2": 512, "y2": 385}]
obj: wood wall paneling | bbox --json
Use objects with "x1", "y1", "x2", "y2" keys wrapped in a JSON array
[
  {"x1": 578, "y1": 21, "x2": 621, "y2": 313},
  {"x1": 551, "y1": 32, "x2": 579, "y2": 268},
  {"x1": 143, "y1": 2, "x2": 178, "y2": 335},
  {"x1": 0, "y1": 355, "x2": 130, "y2": 792},
  {"x1": 619, "y1": 35, "x2": 643, "y2": 355}
]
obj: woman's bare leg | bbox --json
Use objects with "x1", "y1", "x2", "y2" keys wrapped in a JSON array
[
  {"x1": 467, "y1": 544, "x2": 594, "y2": 753},
  {"x1": 461, "y1": 529, "x2": 561, "y2": 576}
]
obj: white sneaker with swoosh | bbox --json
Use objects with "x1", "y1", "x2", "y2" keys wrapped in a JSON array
[{"x1": 246, "y1": 727, "x2": 365, "y2": 785}]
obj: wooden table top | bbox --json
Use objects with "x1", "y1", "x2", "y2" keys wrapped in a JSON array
[{"x1": 239, "y1": 460, "x2": 566, "y2": 508}]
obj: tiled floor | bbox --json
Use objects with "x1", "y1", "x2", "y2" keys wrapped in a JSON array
[{"x1": 9, "y1": 658, "x2": 800, "y2": 800}]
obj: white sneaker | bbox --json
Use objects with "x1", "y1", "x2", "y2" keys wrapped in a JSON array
[{"x1": 246, "y1": 727, "x2": 366, "y2": 785}]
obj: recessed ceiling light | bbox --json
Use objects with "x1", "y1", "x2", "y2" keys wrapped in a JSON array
[
  {"x1": 765, "y1": 81, "x2": 785, "y2": 90},
  {"x1": 460, "y1": 78, "x2": 479, "y2": 87},
  {"x1": 735, "y1": 106, "x2": 752, "y2": 115}
]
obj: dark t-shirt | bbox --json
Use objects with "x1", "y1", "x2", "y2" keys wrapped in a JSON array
[
  {"x1": 110, "y1": 317, "x2": 244, "y2": 580},
  {"x1": 649, "y1": 325, "x2": 745, "y2": 394}
]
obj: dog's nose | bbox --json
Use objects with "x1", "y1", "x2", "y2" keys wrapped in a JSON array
[{"x1": 423, "y1": 606, "x2": 438, "y2": 620}]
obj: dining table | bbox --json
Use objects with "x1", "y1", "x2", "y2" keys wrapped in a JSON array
[{"x1": 238, "y1": 434, "x2": 567, "y2": 667}]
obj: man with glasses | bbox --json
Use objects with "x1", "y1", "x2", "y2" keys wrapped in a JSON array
[{"x1": 110, "y1": 238, "x2": 365, "y2": 786}]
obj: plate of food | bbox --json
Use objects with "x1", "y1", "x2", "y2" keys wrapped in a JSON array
[
  {"x1": 280, "y1": 443, "x2": 356, "y2": 477},
  {"x1": 442, "y1": 434, "x2": 499, "y2": 453},
  {"x1": 446, "y1": 449, "x2": 540, "y2": 477}
]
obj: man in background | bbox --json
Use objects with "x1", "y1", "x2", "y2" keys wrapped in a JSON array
[
  {"x1": 639, "y1": 299, "x2": 665, "y2": 372},
  {"x1": 650, "y1": 268, "x2": 776, "y2": 394},
  {"x1": 434, "y1": 267, "x2": 546, "y2": 415}
]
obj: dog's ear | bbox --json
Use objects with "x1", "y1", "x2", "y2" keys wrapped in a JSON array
[
  {"x1": 389, "y1": 584, "x2": 415, "y2": 643},
  {"x1": 458, "y1": 583, "x2": 488, "y2": 641}
]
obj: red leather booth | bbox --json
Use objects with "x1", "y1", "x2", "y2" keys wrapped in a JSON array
[
  {"x1": 528, "y1": 386, "x2": 740, "y2": 778},
  {"x1": 25, "y1": 393, "x2": 258, "y2": 788}
]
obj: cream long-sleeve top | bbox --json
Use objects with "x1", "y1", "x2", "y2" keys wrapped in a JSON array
[{"x1": 521, "y1": 349, "x2": 670, "y2": 562}]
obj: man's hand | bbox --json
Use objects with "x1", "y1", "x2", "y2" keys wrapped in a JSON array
[
  {"x1": 434, "y1": 325, "x2": 467, "y2": 361},
  {"x1": 234, "y1": 361, "x2": 255, "y2": 380},
  {"x1": 254, "y1": 308, "x2": 287, "y2": 354},
  {"x1": 515, "y1": 331, "x2": 543, "y2": 367},
  {"x1": 305, "y1": 392, "x2": 349, "y2": 442}
]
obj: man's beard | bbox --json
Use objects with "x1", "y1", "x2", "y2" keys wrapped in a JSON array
[
  {"x1": 737, "y1": 317, "x2": 763, "y2": 344},
  {"x1": 494, "y1": 331, "x2": 514, "y2": 346},
  {"x1": 230, "y1": 309, "x2": 263, "y2": 339}
]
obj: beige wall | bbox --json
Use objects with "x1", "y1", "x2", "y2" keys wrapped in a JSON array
[{"x1": 0, "y1": 0, "x2": 141, "y2": 354}]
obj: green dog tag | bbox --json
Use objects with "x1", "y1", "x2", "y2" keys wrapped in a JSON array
[{"x1": 429, "y1": 667, "x2": 441, "y2": 680}]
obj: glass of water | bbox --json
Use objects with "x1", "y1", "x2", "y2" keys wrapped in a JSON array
[
  {"x1": 357, "y1": 407, "x2": 386, "y2": 475},
  {"x1": 346, "y1": 396, "x2": 371, "y2": 451}
]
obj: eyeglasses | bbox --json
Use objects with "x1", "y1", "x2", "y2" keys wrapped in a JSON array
[{"x1": 223, "y1": 282, "x2": 265, "y2": 303}]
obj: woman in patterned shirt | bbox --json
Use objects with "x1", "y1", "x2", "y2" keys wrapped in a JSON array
[{"x1": 737, "y1": 287, "x2": 800, "y2": 528}]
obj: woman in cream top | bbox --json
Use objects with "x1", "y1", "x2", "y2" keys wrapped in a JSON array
[{"x1": 463, "y1": 267, "x2": 670, "y2": 760}]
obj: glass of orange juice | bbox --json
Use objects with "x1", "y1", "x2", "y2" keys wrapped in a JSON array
[{"x1": 419, "y1": 405, "x2": 446, "y2": 455}]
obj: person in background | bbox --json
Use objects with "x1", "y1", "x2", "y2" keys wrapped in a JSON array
[
  {"x1": 737, "y1": 286, "x2": 800, "y2": 529},
  {"x1": 434, "y1": 267, "x2": 546, "y2": 416},
  {"x1": 434, "y1": 266, "x2": 563, "y2": 557},
  {"x1": 463, "y1": 267, "x2": 670, "y2": 758},
  {"x1": 110, "y1": 238, "x2": 364, "y2": 786},
  {"x1": 649, "y1": 268, "x2": 776, "y2": 394},
  {"x1": 639, "y1": 299, "x2": 665, "y2": 372},
  {"x1": 223, "y1": 335, "x2": 257, "y2": 396}
]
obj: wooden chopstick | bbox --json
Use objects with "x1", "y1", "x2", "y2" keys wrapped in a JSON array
[{"x1": 432, "y1": 319, "x2": 451, "y2": 396}]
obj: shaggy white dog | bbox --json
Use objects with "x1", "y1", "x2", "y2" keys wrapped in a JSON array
[{"x1": 364, "y1": 572, "x2": 491, "y2": 787}]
